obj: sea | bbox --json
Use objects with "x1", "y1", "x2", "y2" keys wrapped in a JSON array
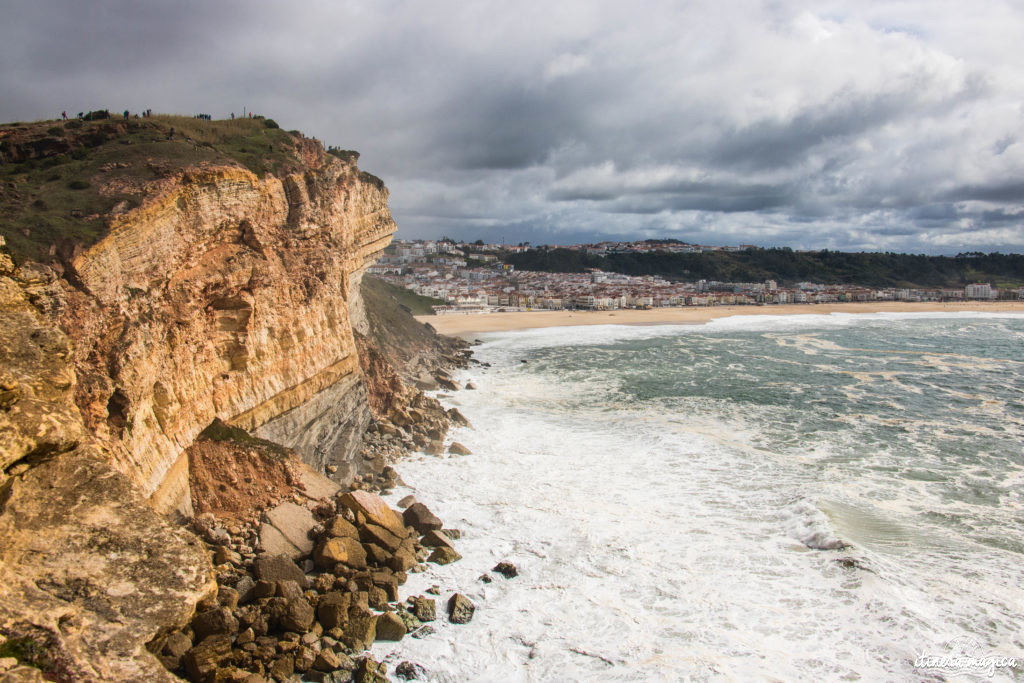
[{"x1": 374, "y1": 312, "x2": 1024, "y2": 681}]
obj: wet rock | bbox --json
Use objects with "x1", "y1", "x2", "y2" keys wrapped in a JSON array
[
  {"x1": 396, "y1": 495, "x2": 416, "y2": 509},
  {"x1": 464, "y1": 381, "x2": 477, "y2": 390},
  {"x1": 396, "y1": 661, "x2": 426, "y2": 680},
  {"x1": 478, "y1": 574, "x2": 493, "y2": 584},
  {"x1": 410, "y1": 625, "x2": 435, "y2": 639},
  {"x1": 402, "y1": 503, "x2": 443, "y2": 535},
  {"x1": 448, "y1": 442, "x2": 472, "y2": 455},
  {"x1": 493, "y1": 561, "x2": 518, "y2": 579},
  {"x1": 353, "y1": 656, "x2": 388, "y2": 683},
  {"x1": 420, "y1": 529, "x2": 455, "y2": 550},
  {"x1": 446, "y1": 408, "x2": 470, "y2": 426},
  {"x1": 447, "y1": 593, "x2": 475, "y2": 624},
  {"x1": 375, "y1": 611, "x2": 407, "y2": 641},
  {"x1": 254, "y1": 554, "x2": 309, "y2": 589},
  {"x1": 359, "y1": 522, "x2": 404, "y2": 553},
  {"x1": 411, "y1": 596, "x2": 435, "y2": 622}
]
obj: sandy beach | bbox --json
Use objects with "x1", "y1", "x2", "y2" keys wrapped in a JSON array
[{"x1": 418, "y1": 301, "x2": 1024, "y2": 337}]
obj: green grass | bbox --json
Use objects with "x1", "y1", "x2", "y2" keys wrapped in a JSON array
[
  {"x1": 0, "y1": 115, "x2": 351, "y2": 264},
  {"x1": 367, "y1": 276, "x2": 446, "y2": 315}
]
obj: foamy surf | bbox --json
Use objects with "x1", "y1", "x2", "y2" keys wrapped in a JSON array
[{"x1": 372, "y1": 314, "x2": 1024, "y2": 681}]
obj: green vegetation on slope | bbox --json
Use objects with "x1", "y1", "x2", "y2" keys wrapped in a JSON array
[
  {"x1": 504, "y1": 247, "x2": 1024, "y2": 289},
  {"x1": 364, "y1": 275, "x2": 445, "y2": 315},
  {"x1": 0, "y1": 114, "x2": 342, "y2": 264}
]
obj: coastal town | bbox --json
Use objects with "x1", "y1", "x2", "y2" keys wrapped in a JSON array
[{"x1": 370, "y1": 239, "x2": 1017, "y2": 314}]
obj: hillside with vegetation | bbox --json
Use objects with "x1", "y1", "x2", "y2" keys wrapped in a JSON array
[
  {"x1": 504, "y1": 246, "x2": 1024, "y2": 289},
  {"x1": 0, "y1": 112, "x2": 378, "y2": 264}
]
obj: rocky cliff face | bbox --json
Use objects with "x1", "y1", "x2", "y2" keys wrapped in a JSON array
[
  {"x1": 59, "y1": 151, "x2": 393, "y2": 513},
  {"x1": 0, "y1": 133, "x2": 400, "y2": 678}
]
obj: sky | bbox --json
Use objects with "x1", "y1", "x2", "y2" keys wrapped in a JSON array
[{"x1": 2, "y1": 0, "x2": 1024, "y2": 254}]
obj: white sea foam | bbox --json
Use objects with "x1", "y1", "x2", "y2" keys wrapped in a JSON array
[{"x1": 371, "y1": 315, "x2": 1024, "y2": 681}]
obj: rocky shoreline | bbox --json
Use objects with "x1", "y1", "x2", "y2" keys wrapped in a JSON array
[{"x1": 148, "y1": 344, "x2": 508, "y2": 683}]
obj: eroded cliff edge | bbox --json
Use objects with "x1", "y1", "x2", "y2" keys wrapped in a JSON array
[{"x1": 0, "y1": 118, "x2": 450, "y2": 680}]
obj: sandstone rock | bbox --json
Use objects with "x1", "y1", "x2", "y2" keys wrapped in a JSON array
[
  {"x1": 316, "y1": 591, "x2": 351, "y2": 630},
  {"x1": 325, "y1": 516, "x2": 359, "y2": 540},
  {"x1": 338, "y1": 491, "x2": 408, "y2": 538},
  {"x1": 402, "y1": 503, "x2": 443, "y2": 534},
  {"x1": 268, "y1": 655, "x2": 294, "y2": 680},
  {"x1": 425, "y1": 440, "x2": 445, "y2": 455},
  {"x1": 191, "y1": 607, "x2": 239, "y2": 641},
  {"x1": 479, "y1": 573, "x2": 493, "y2": 583},
  {"x1": 254, "y1": 554, "x2": 309, "y2": 589},
  {"x1": 387, "y1": 547, "x2": 418, "y2": 572},
  {"x1": 396, "y1": 661, "x2": 426, "y2": 680},
  {"x1": 493, "y1": 561, "x2": 518, "y2": 579},
  {"x1": 464, "y1": 381, "x2": 477, "y2": 390},
  {"x1": 213, "y1": 545, "x2": 242, "y2": 566},
  {"x1": 410, "y1": 625, "x2": 435, "y2": 639},
  {"x1": 428, "y1": 547, "x2": 461, "y2": 565},
  {"x1": 396, "y1": 495, "x2": 416, "y2": 509},
  {"x1": 263, "y1": 502, "x2": 316, "y2": 557},
  {"x1": 235, "y1": 576, "x2": 256, "y2": 605},
  {"x1": 313, "y1": 648, "x2": 343, "y2": 672},
  {"x1": 217, "y1": 586, "x2": 240, "y2": 609},
  {"x1": 448, "y1": 442, "x2": 472, "y2": 455},
  {"x1": 363, "y1": 543, "x2": 390, "y2": 566},
  {"x1": 353, "y1": 656, "x2": 388, "y2": 683},
  {"x1": 447, "y1": 594, "x2": 475, "y2": 624},
  {"x1": 374, "y1": 612, "x2": 407, "y2": 641},
  {"x1": 275, "y1": 580, "x2": 304, "y2": 602},
  {"x1": 420, "y1": 529, "x2": 455, "y2": 550},
  {"x1": 359, "y1": 522, "x2": 404, "y2": 552},
  {"x1": 313, "y1": 536, "x2": 367, "y2": 570},
  {"x1": 253, "y1": 580, "x2": 276, "y2": 599},
  {"x1": 257, "y1": 522, "x2": 302, "y2": 561},
  {"x1": 341, "y1": 608, "x2": 378, "y2": 652},
  {"x1": 280, "y1": 598, "x2": 315, "y2": 633},
  {"x1": 184, "y1": 634, "x2": 233, "y2": 681},
  {"x1": 368, "y1": 585, "x2": 389, "y2": 610},
  {"x1": 446, "y1": 408, "x2": 470, "y2": 426},
  {"x1": 294, "y1": 645, "x2": 316, "y2": 672},
  {"x1": 412, "y1": 596, "x2": 436, "y2": 622}
]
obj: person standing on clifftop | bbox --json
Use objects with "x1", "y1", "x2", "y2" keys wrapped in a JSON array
[
  {"x1": 61, "y1": 110, "x2": 67, "y2": 120},
  {"x1": 167, "y1": 127, "x2": 174, "y2": 140}
]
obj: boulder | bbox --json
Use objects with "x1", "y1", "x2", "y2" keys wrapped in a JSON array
[
  {"x1": 411, "y1": 596, "x2": 435, "y2": 622},
  {"x1": 341, "y1": 608, "x2": 378, "y2": 652},
  {"x1": 447, "y1": 594, "x2": 475, "y2": 624},
  {"x1": 359, "y1": 522, "x2": 404, "y2": 552},
  {"x1": 425, "y1": 440, "x2": 445, "y2": 455},
  {"x1": 191, "y1": 607, "x2": 239, "y2": 642},
  {"x1": 353, "y1": 657, "x2": 388, "y2": 683},
  {"x1": 446, "y1": 408, "x2": 470, "y2": 426},
  {"x1": 313, "y1": 537, "x2": 367, "y2": 570},
  {"x1": 276, "y1": 580, "x2": 304, "y2": 601},
  {"x1": 258, "y1": 523, "x2": 302, "y2": 560},
  {"x1": 428, "y1": 547, "x2": 461, "y2": 565},
  {"x1": 280, "y1": 598, "x2": 315, "y2": 633},
  {"x1": 420, "y1": 529, "x2": 455, "y2": 550},
  {"x1": 183, "y1": 634, "x2": 233, "y2": 681},
  {"x1": 396, "y1": 661, "x2": 426, "y2": 680},
  {"x1": 448, "y1": 442, "x2": 472, "y2": 455},
  {"x1": 263, "y1": 502, "x2": 316, "y2": 556},
  {"x1": 338, "y1": 491, "x2": 408, "y2": 539},
  {"x1": 375, "y1": 611, "x2": 407, "y2": 641},
  {"x1": 387, "y1": 547, "x2": 417, "y2": 572},
  {"x1": 313, "y1": 649, "x2": 343, "y2": 672},
  {"x1": 396, "y1": 495, "x2": 416, "y2": 509},
  {"x1": 316, "y1": 591, "x2": 351, "y2": 630},
  {"x1": 268, "y1": 655, "x2": 295, "y2": 680},
  {"x1": 254, "y1": 554, "x2": 309, "y2": 589},
  {"x1": 363, "y1": 543, "x2": 391, "y2": 566},
  {"x1": 325, "y1": 516, "x2": 360, "y2": 540},
  {"x1": 493, "y1": 561, "x2": 518, "y2": 579},
  {"x1": 402, "y1": 503, "x2": 443, "y2": 535}
]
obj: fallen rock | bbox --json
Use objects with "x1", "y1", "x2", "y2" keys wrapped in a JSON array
[
  {"x1": 341, "y1": 608, "x2": 378, "y2": 652},
  {"x1": 353, "y1": 656, "x2": 388, "y2": 683},
  {"x1": 396, "y1": 495, "x2": 416, "y2": 509},
  {"x1": 420, "y1": 529, "x2": 455, "y2": 550},
  {"x1": 448, "y1": 442, "x2": 472, "y2": 455},
  {"x1": 493, "y1": 561, "x2": 518, "y2": 579},
  {"x1": 375, "y1": 611, "x2": 407, "y2": 641},
  {"x1": 263, "y1": 501, "x2": 317, "y2": 556},
  {"x1": 446, "y1": 408, "x2": 470, "y2": 426},
  {"x1": 313, "y1": 536, "x2": 367, "y2": 570},
  {"x1": 191, "y1": 607, "x2": 239, "y2": 641},
  {"x1": 316, "y1": 591, "x2": 352, "y2": 630},
  {"x1": 325, "y1": 516, "x2": 360, "y2": 540},
  {"x1": 464, "y1": 381, "x2": 477, "y2": 390},
  {"x1": 402, "y1": 503, "x2": 443, "y2": 534},
  {"x1": 338, "y1": 491, "x2": 408, "y2": 538},
  {"x1": 254, "y1": 554, "x2": 309, "y2": 589},
  {"x1": 411, "y1": 596, "x2": 436, "y2": 622},
  {"x1": 280, "y1": 598, "x2": 315, "y2": 632},
  {"x1": 183, "y1": 634, "x2": 233, "y2": 681},
  {"x1": 447, "y1": 594, "x2": 475, "y2": 624},
  {"x1": 359, "y1": 522, "x2": 404, "y2": 552},
  {"x1": 395, "y1": 660, "x2": 426, "y2": 680},
  {"x1": 427, "y1": 546, "x2": 461, "y2": 565}
]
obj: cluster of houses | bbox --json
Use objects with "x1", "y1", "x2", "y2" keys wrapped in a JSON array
[{"x1": 369, "y1": 240, "x2": 1012, "y2": 314}]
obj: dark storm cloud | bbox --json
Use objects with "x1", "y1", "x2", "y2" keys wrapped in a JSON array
[{"x1": 3, "y1": 0, "x2": 1024, "y2": 253}]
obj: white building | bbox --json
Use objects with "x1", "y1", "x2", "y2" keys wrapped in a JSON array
[{"x1": 965, "y1": 283, "x2": 995, "y2": 300}]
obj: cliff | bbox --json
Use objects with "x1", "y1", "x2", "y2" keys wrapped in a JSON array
[{"x1": 0, "y1": 115, "x2": 435, "y2": 679}]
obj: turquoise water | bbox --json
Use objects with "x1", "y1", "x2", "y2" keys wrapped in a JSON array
[{"x1": 378, "y1": 313, "x2": 1024, "y2": 681}]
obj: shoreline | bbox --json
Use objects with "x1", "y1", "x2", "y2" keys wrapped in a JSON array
[{"x1": 418, "y1": 300, "x2": 1024, "y2": 337}]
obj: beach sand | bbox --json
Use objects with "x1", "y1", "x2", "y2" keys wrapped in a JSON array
[{"x1": 418, "y1": 301, "x2": 1024, "y2": 337}]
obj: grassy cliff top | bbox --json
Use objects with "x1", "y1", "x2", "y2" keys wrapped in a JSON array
[{"x1": 0, "y1": 113, "x2": 363, "y2": 265}]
